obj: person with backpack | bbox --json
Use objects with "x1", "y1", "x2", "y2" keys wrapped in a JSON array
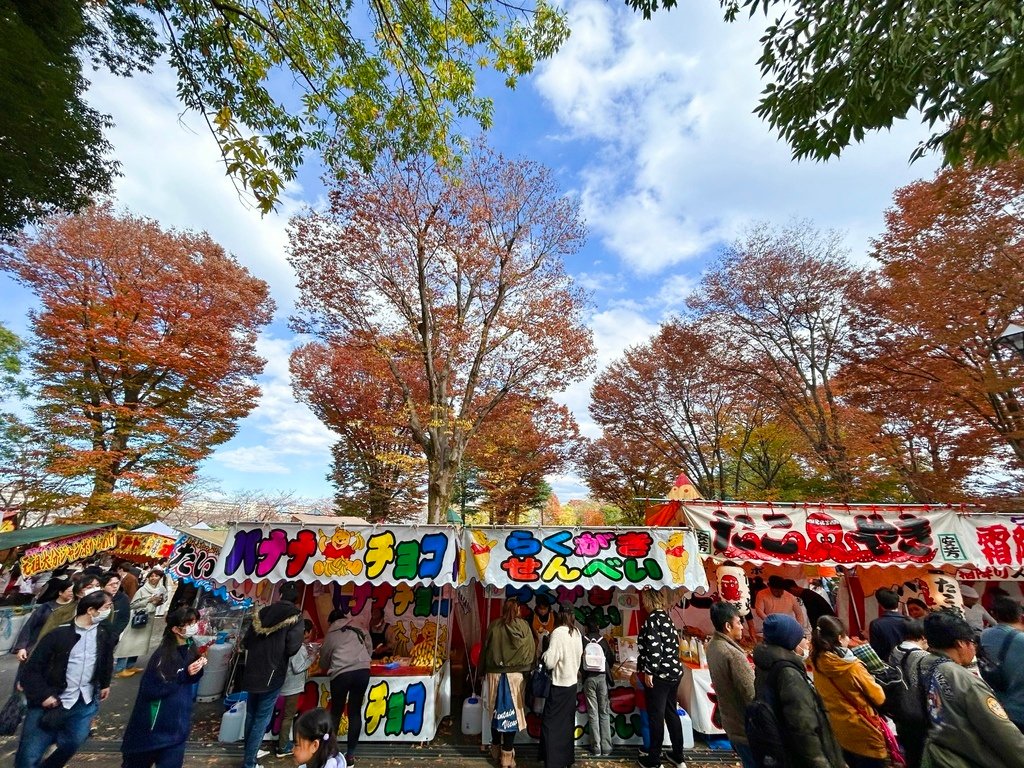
[
  {"x1": 319, "y1": 605, "x2": 372, "y2": 765},
  {"x1": 810, "y1": 616, "x2": 888, "y2": 768},
  {"x1": 637, "y1": 588, "x2": 686, "y2": 768},
  {"x1": 921, "y1": 610, "x2": 1024, "y2": 768},
  {"x1": 482, "y1": 599, "x2": 535, "y2": 768},
  {"x1": 750, "y1": 613, "x2": 844, "y2": 768},
  {"x1": 541, "y1": 603, "x2": 584, "y2": 768},
  {"x1": 868, "y1": 588, "x2": 908, "y2": 664},
  {"x1": 979, "y1": 596, "x2": 1024, "y2": 732},
  {"x1": 706, "y1": 602, "x2": 755, "y2": 768},
  {"x1": 240, "y1": 581, "x2": 305, "y2": 768},
  {"x1": 888, "y1": 620, "x2": 931, "y2": 768},
  {"x1": 581, "y1": 616, "x2": 615, "y2": 757}
]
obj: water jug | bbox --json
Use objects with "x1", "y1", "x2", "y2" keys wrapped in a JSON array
[
  {"x1": 660, "y1": 708, "x2": 694, "y2": 749},
  {"x1": 461, "y1": 696, "x2": 483, "y2": 735},
  {"x1": 219, "y1": 699, "x2": 246, "y2": 743}
]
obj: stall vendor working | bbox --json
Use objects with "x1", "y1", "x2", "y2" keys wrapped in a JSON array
[{"x1": 753, "y1": 576, "x2": 807, "y2": 635}]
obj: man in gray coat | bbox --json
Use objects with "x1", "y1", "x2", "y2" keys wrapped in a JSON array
[{"x1": 706, "y1": 602, "x2": 755, "y2": 768}]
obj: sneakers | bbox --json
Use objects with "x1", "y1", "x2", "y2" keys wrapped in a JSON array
[
  {"x1": 276, "y1": 742, "x2": 294, "y2": 757},
  {"x1": 664, "y1": 754, "x2": 686, "y2": 768},
  {"x1": 344, "y1": 754, "x2": 357, "y2": 765},
  {"x1": 256, "y1": 748, "x2": 272, "y2": 759}
]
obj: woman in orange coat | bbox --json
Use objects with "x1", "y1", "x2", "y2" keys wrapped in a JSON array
[{"x1": 811, "y1": 615, "x2": 887, "y2": 768}]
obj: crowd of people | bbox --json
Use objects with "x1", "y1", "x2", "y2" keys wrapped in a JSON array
[
  {"x1": 704, "y1": 584, "x2": 1024, "y2": 768},
  {"x1": 9, "y1": 554, "x2": 1024, "y2": 768},
  {"x1": 4, "y1": 563, "x2": 346, "y2": 768}
]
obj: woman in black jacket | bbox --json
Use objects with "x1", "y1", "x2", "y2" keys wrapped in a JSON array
[{"x1": 637, "y1": 589, "x2": 685, "y2": 768}]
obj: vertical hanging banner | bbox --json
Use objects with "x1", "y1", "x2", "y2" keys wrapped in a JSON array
[
  {"x1": 460, "y1": 527, "x2": 708, "y2": 591},
  {"x1": 212, "y1": 524, "x2": 459, "y2": 586}
]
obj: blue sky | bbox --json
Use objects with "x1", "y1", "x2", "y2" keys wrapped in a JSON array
[{"x1": 0, "y1": 0, "x2": 941, "y2": 505}]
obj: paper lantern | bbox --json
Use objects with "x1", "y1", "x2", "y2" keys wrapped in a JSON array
[
  {"x1": 918, "y1": 571, "x2": 963, "y2": 613},
  {"x1": 716, "y1": 563, "x2": 751, "y2": 616}
]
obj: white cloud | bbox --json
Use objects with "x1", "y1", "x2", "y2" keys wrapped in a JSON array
[
  {"x1": 87, "y1": 63, "x2": 307, "y2": 318},
  {"x1": 215, "y1": 446, "x2": 291, "y2": 474},
  {"x1": 535, "y1": 0, "x2": 941, "y2": 275},
  {"x1": 210, "y1": 331, "x2": 335, "y2": 477}
]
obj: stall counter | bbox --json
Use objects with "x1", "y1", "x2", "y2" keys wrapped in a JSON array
[{"x1": 307, "y1": 661, "x2": 451, "y2": 742}]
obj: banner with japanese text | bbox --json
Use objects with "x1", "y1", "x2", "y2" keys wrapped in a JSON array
[
  {"x1": 461, "y1": 527, "x2": 708, "y2": 591},
  {"x1": 682, "y1": 502, "x2": 1023, "y2": 569},
  {"x1": 113, "y1": 531, "x2": 176, "y2": 562},
  {"x1": 21, "y1": 527, "x2": 118, "y2": 576},
  {"x1": 212, "y1": 524, "x2": 459, "y2": 587},
  {"x1": 167, "y1": 534, "x2": 251, "y2": 606}
]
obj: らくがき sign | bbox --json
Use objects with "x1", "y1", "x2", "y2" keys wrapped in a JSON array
[
  {"x1": 461, "y1": 527, "x2": 708, "y2": 591},
  {"x1": 212, "y1": 524, "x2": 459, "y2": 586}
]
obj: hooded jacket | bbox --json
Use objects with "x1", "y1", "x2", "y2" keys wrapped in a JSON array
[
  {"x1": 752, "y1": 643, "x2": 844, "y2": 768},
  {"x1": 482, "y1": 616, "x2": 535, "y2": 674},
  {"x1": 241, "y1": 600, "x2": 304, "y2": 693},
  {"x1": 812, "y1": 650, "x2": 887, "y2": 759},
  {"x1": 319, "y1": 615, "x2": 372, "y2": 679}
]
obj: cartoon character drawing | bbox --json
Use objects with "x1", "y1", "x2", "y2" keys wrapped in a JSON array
[
  {"x1": 469, "y1": 530, "x2": 497, "y2": 575},
  {"x1": 316, "y1": 527, "x2": 365, "y2": 576},
  {"x1": 658, "y1": 532, "x2": 691, "y2": 584}
]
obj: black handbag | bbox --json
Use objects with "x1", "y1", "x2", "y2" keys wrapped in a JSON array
[
  {"x1": 529, "y1": 661, "x2": 551, "y2": 713},
  {"x1": 0, "y1": 692, "x2": 25, "y2": 736},
  {"x1": 131, "y1": 609, "x2": 149, "y2": 628}
]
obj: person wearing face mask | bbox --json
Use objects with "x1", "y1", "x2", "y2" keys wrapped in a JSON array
[
  {"x1": 120, "y1": 607, "x2": 207, "y2": 768},
  {"x1": 14, "y1": 590, "x2": 115, "y2": 768},
  {"x1": 753, "y1": 613, "x2": 844, "y2": 768},
  {"x1": 811, "y1": 615, "x2": 887, "y2": 768}
]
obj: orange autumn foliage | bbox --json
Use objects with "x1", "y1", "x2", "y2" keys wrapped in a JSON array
[{"x1": 1, "y1": 204, "x2": 274, "y2": 526}]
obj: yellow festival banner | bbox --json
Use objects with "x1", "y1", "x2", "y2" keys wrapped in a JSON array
[{"x1": 21, "y1": 528, "x2": 118, "y2": 576}]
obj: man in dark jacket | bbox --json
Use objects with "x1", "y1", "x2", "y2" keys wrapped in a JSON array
[
  {"x1": 868, "y1": 587, "x2": 908, "y2": 662},
  {"x1": 752, "y1": 614, "x2": 844, "y2": 768},
  {"x1": 241, "y1": 581, "x2": 304, "y2": 768},
  {"x1": 15, "y1": 590, "x2": 115, "y2": 768}
]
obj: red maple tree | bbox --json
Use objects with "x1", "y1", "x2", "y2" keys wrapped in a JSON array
[
  {"x1": 288, "y1": 145, "x2": 595, "y2": 522},
  {"x1": 1, "y1": 204, "x2": 274, "y2": 525},
  {"x1": 290, "y1": 340, "x2": 425, "y2": 521},
  {"x1": 848, "y1": 158, "x2": 1024, "y2": 489}
]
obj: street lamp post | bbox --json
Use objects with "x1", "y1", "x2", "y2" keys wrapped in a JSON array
[{"x1": 996, "y1": 322, "x2": 1024, "y2": 360}]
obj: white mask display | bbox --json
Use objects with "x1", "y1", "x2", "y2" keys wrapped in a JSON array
[
  {"x1": 95, "y1": 608, "x2": 112, "y2": 622},
  {"x1": 183, "y1": 623, "x2": 199, "y2": 637}
]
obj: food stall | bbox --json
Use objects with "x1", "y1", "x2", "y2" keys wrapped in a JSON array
[
  {"x1": 0, "y1": 523, "x2": 118, "y2": 653},
  {"x1": 654, "y1": 500, "x2": 1024, "y2": 734},
  {"x1": 210, "y1": 522, "x2": 460, "y2": 742},
  {"x1": 461, "y1": 525, "x2": 707, "y2": 748},
  {"x1": 111, "y1": 521, "x2": 180, "y2": 565}
]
